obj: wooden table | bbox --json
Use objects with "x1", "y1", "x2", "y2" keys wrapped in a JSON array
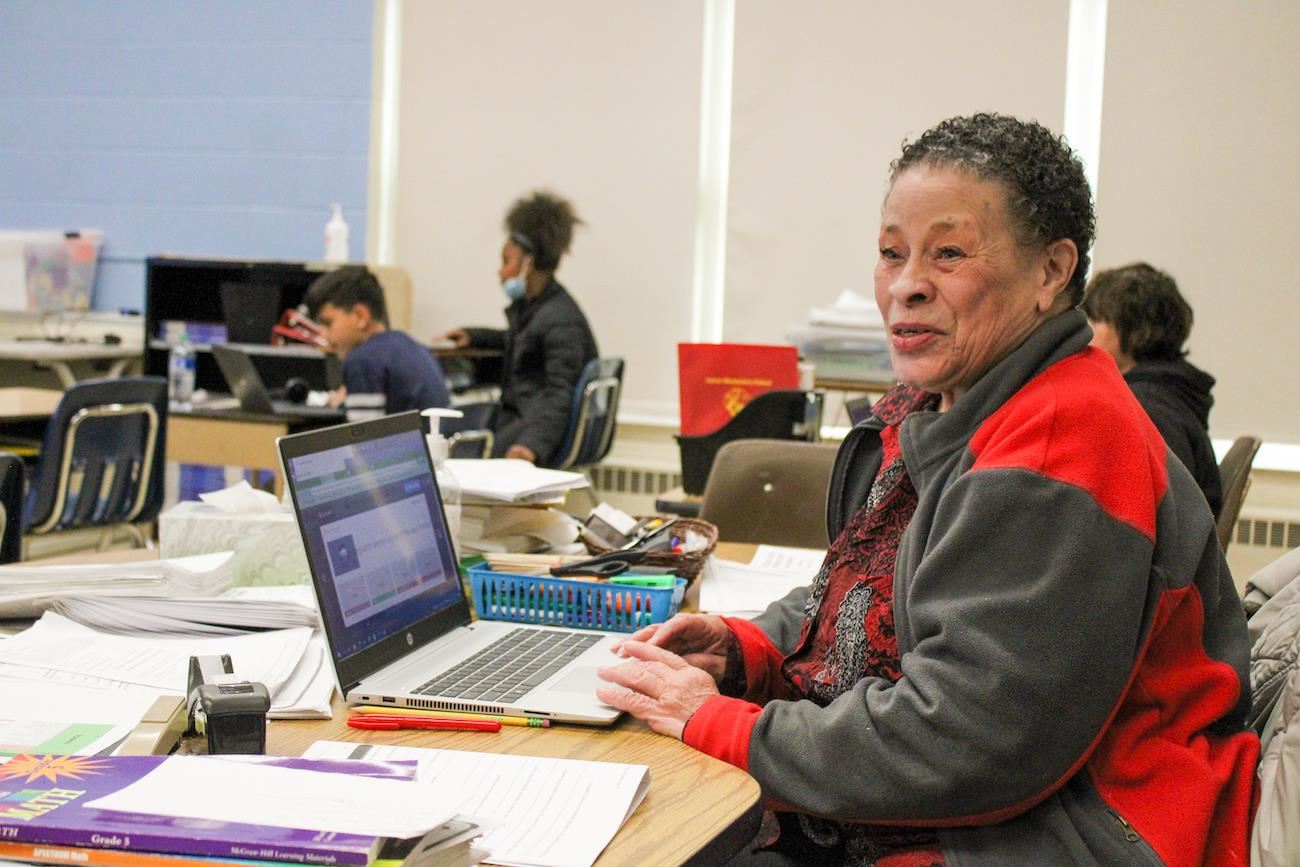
[
  {"x1": 17, "y1": 543, "x2": 765, "y2": 866},
  {"x1": 0, "y1": 386, "x2": 62, "y2": 421}
]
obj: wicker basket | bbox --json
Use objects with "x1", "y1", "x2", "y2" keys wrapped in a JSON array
[{"x1": 581, "y1": 517, "x2": 719, "y2": 581}]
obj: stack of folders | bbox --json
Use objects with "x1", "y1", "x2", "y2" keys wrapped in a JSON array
[{"x1": 0, "y1": 753, "x2": 486, "y2": 867}]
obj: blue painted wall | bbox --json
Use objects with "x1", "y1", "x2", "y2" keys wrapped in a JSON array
[{"x1": 0, "y1": 1, "x2": 373, "y2": 312}]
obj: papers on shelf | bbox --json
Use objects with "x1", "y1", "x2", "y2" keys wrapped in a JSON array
[
  {"x1": 307, "y1": 740, "x2": 650, "y2": 867},
  {"x1": 808, "y1": 288, "x2": 887, "y2": 333},
  {"x1": 0, "y1": 680, "x2": 181, "y2": 756},
  {"x1": 0, "y1": 613, "x2": 316, "y2": 715},
  {"x1": 0, "y1": 551, "x2": 234, "y2": 619},
  {"x1": 697, "y1": 545, "x2": 825, "y2": 618},
  {"x1": 457, "y1": 505, "x2": 580, "y2": 556},
  {"x1": 447, "y1": 459, "x2": 588, "y2": 504},
  {"x1": 87, "y1": 755, "x2": 460, "y2": 840}
]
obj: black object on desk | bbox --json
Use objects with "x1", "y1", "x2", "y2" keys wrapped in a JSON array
[{"x1": 187, "y1": 654, "x2": 270, "y2": 755}]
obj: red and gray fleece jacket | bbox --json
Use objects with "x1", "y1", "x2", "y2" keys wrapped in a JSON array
[{"x1": 683, "y1": 311, "x2": 1259, "y2": 866}]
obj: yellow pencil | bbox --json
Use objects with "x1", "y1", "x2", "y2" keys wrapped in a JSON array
[{"x1": 353, "y1": 705, "x2": 551, "y2": 727}]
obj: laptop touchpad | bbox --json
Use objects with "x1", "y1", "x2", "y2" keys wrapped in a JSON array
[{"x1": 548, "y1": 666, "x2": 603, "y2": 695}]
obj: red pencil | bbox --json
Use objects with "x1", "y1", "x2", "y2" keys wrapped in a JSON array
[{"x1": 347, "y1": 714, "x2": 501, "y2": 732}]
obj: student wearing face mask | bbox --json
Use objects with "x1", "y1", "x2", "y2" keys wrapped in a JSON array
[{"x1": 442, "y1": 191, "x2": 598, "y2": 465}]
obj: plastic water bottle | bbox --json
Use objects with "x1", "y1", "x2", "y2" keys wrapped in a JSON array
[
  {"x1": 324, "y1": 203, "x2": 350, "y2": 262},
  {"x1": 168, "y1": 334, "x2": 196, "y2": 410},
  {"x1": 422, "y1": 408, "x2": 464, "y2": 548}
]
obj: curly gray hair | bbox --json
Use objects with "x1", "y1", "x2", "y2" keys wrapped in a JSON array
[{"x1": 890, "y1": 113, "x2": 1095, "y2": 306}]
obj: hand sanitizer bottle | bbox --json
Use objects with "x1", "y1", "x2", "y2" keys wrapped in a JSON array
[
  {"x1": 324, "y1": 203, "x2": 349, "y2": 262},
  {"x1": 168, "y1": 333, "x2": 196, "y2": 410},
  {"x1": 422, "y1": 408, "x2": 464, "y2": 550}
]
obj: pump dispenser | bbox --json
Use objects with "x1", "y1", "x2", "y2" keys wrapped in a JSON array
[
  {"x1": 324, "y1": 203, "x2": 349, "y2": 262},
  {"x1": 421, "y1": 407, "x2": 464, "y2": 547}
]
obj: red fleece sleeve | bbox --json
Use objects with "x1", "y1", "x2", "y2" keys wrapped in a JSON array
[
  {"x1": 722, "y1": 616, "x2": 796, "y2": 703},
  {"x1": 683, "y1": 695, "x2": 763, "y2": 771}
]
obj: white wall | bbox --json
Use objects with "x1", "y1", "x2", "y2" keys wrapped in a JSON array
[
  {"x1": 1094, "y1": 0, "x2": 1300, "y2": 445},
  {"x1": 388, "y1": 2, "x2": 1299, "y2": 450},
  {"x1": 724, "y1": 0, "x2": 1069, "y2": 345},
  {"x1": 392, "y1": 1, "x2": 704, "y2": 419}
]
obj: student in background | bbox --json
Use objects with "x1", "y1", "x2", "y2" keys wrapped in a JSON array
[
  {"x1": 1082, "y1": 262, "x2": 1223, "y2": 517},
  {"x1": 442, "y1": 191, "x2": 598, "y2": 465},
  {"x1": 305, "y1": 265, "x2": 450, "y2": 415}
]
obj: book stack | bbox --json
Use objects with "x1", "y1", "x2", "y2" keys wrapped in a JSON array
[
  {"x1": 445, "y1": 459, "x2": 589, "y2": 556},
  {"x1": 0, "y1": 754, "x2": 485, "y2": 867},
  {"x1": 457, "y1": 504, "x2": 579, "y2": 555}
]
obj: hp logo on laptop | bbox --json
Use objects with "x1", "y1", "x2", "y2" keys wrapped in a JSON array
[{"x1": 406, "y1": 632, "x2": 414, "y2": 646}]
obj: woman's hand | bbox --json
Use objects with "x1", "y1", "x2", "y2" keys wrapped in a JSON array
[
  {"x1": 597, "y1": 641, "x2": 720, "y2": 739},
  {"x1": 504, "y1": 444, "x2": 537, "y2": 463},
  {"x1": 613, "y1": 613, "x2": 734, "y2": 683},
  {"x1": 442, "y1": 328, "x2": 469, "y2": 348}
]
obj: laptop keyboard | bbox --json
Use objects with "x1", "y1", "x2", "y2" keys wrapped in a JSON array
[{"x1": 414, "y1": 628, "x2": 603, "y2": 704}]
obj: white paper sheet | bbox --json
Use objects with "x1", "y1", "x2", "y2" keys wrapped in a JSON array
[
  {"x1": 0, "y1": 680, "x2": 176, "y2": 755},
  {"x1": 447, "y1": 459, "x2": 589, "y2": 503},
  {"x1": 750, "y1": 545, "x2": 827, "y2": 574},
  {"x1": 86, "y1": 755, "x2": 457, "y2": 839},
  {"x1": 697, "y1": 554, "x2": 819, "y2": 618},
  {"x1": 307, "y1": 740, "x2": 651, "y2": 867}
]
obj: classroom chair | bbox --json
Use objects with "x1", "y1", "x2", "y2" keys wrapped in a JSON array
[
  {"x1": 699, "y1": 439, "x2": 841, "y2": 549},
  {"x1": 23, "y1": 377, "x2": 168, "y2": 551},
  {"x1": 442, "y1": 400, "x2": 498, "y2": 459},
  {"x1": 1217, "y1": 435, "x2": 1263, "y2": 551},
  {"x1": 548, "y1": 357, "x2": 624, "y2": 472},
  {"x1": 676, "y1": 389, "x2": 824, "y2": 495},
  {"x1": 0, "y1": 452, "x2": 22, "y2": 564}
]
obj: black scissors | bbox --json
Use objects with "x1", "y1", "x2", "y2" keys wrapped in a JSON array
[{"x1": 549, "y1": 520, "x2": 679, "y2": 579}]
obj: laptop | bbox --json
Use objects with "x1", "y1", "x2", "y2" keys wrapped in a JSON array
[
  {"x1": 212, "y1": 344, "x2": 344, "y2": 420},
  {"x1": 278, "y1": 411, "x2": 622, "y2": 725}
]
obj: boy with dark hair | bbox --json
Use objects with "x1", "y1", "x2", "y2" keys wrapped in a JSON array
[{"x1": 304, "y1": 266, "x2": 450, "y2": 415}]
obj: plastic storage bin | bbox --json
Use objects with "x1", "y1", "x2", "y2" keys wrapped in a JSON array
[{"x1": 468, "y1": 563, "x2": 686, "y2": 633}]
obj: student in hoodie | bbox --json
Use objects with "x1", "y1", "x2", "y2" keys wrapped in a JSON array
[
  {"x1": 442, "y1": 191, "x2": 598, "y2": 466},
  {"x1": 1082, "y1": 262, "x2": 1223, "y2": 517}
]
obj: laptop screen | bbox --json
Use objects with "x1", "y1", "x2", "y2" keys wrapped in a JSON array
[{"x1": 284, "y1": 422, "x2": 465, "y2": 667}]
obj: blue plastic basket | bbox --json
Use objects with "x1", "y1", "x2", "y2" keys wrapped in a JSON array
[{"x1": 467, "y1": 563, "x2": 686, "y2": 633}]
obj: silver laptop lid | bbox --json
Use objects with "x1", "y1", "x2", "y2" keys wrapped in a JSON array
[{"x1": 278, "y1": 411, "x2": 469, "y2": 692}]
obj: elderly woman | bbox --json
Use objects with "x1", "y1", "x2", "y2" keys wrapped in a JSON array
[
  {"x1": 1082, "y1": 262, "x2": 1222, "y2": 518},
  {"x1": 597, "y1": 114, "x2": 1258, "y2": 866}
]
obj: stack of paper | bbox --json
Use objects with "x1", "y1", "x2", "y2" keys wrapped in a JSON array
[
  {"x1": 0, "y1": 613, "x2": 333, "y2": 719},
  {"x1": 447, "y1": 458, "x2": 589, "y2": 505},
  {"x1": 308, "y1": 740, "x2": 651, "y2": 867},
  {"x1": 49, "y1": 584, "x2": 320, "y2": 636},
  {"x1": 457, "y1": 504, "x2": 580, "y2": 555},
  {"x1": 698, "y1": 545, "x2": 826, "y2": 618},
  {"x1": 0, "y1": 680, "x2": 183, "y2": 756},
  {"x1": 0, "y1": 551, "x2": 235, "y2": 619}
]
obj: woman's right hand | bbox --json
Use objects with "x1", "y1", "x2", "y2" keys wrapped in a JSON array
[
  {"x1": 441, "y1": 328, "x2": 469, "y2": 348},
  {"x1": 612, "y1": 613, "x2": 734, "y2": 683}
]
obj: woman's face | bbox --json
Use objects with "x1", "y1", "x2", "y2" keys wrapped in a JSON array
[
  {"x1": 1087, "y1": 319, "x2": 1133, "y2": 372},
  {"x1": 498, "y1": 240, "x2": 528, "y2": 285},
  {"x1": 874, "y1": 165, "x2": 1072, "y2": 409}
]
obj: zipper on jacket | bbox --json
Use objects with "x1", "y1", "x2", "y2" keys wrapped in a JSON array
[{"x1": 1108, "y1": 809, "x2": 1140, "y2": 843}]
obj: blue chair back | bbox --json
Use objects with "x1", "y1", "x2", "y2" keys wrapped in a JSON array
[
  {"x1": 547, "y1": 357, "x2": 624, "y2": 470},
  {"x1": 0, "y1": 453, "x2": 22, "y2": 563},
  {"x1": 24, "y1": 377, "x2": 168, "y2": 535}
]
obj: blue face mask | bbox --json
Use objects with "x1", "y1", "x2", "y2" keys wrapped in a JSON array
[
  {"x1": 502, "y1": 274, "x2": 526, "y2": 301},
  {"x1": 502, "y1": 257, "x2": 531, "y2": 301}
]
